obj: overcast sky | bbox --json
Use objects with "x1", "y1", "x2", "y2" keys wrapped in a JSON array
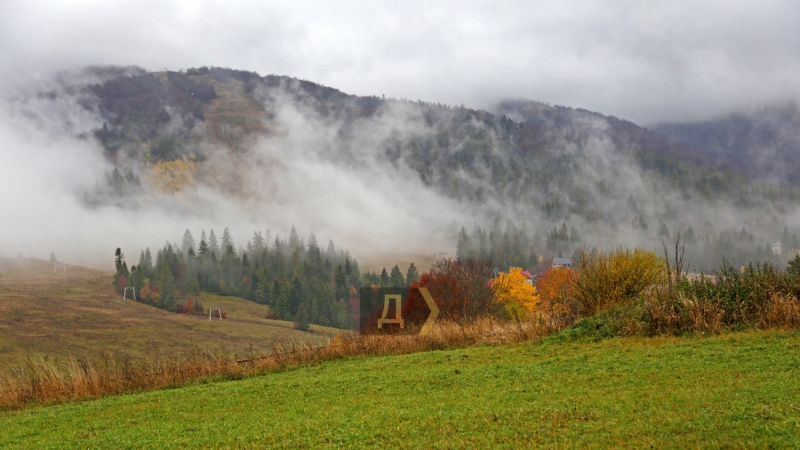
[{"x1": 2, "y1": 1, "x2": 800, "y2": 123}]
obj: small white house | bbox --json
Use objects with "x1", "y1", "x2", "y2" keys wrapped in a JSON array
[{"x1": 772, "y1": 242, "x2": 783, "y2": 255}]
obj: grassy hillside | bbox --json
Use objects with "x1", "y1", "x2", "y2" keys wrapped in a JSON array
[
  {"x1": 1, "y1": 329, "x2": 798, "y2": 448},
  {"x1": 0, "y1": 258, "x2": 341, "y2": 366}
]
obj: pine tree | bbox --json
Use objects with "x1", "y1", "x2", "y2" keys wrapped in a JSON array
[
  {"x1": 208, "y1": 229, "x2": 220, "y2": 257},
  {"x1": 143, "y1": 248, "x2": 153, "y2": 278},
  {"x1": 288, "y1": 276, "x2": 304, "y2": 317},
  {"x1": 115, "y1": 248, "x2": 125, "y2": 274},
  {"x1": 251, "y1": 231, "x2": 265, "y2": 256},
  {"x1": 267, "y1": 277, "x2": 280, "y2": 306},
  {"x1": 326, "y1": 240, "x2": 336, "y2": 261},
  {"x1": 275, "y1": 287, "x2": 289, "y2": 319},
  {"x1": 289, "y1": 226, "x2": 300, "y2": 251},
  {"x1": 181, "y1": 229, "x2": 195, "y2": 255},
  {"x1": 130, "y1": 266, "x2": 146, "y2": 301},
  {"x1": 334, "y1": 264, "x2": 348, "y2": 301},
  {"x1": 380, "y1": 268, "x2": 390, "y2": 287},
  {"x1": 456, "y1": 227, "x2": 471, "y2": 259},
  {"x1": 406, "y1": 262, "x2": 420, "y2": 286},
  {"x1": 295, "y1": 302, "x2": 311, "y2": 331},
  {"x1": 390, "y1": 265, "x2": 405, "y2": 287},
  {"x1": 788, "y1": 254, "x2": 800, "y2": 277},
  {"x1": 198, "y1": 239, "x2": 209, "y2": 257},
  {"x1": 221, "y1": 228, "x2": 233, "y2": 254}
]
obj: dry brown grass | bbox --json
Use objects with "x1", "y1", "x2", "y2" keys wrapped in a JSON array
[
  {"x1": 0, "y1": 318, "x2": 553, "y2": 411},
  {"x1": 0, "y1": 258, "x2": 335, "y2": 366},
  {"x1": 645, "y1": 287, "x2": 800, "y2": 336},
  {"x1": 760, "y1": 292, "x2": 800, "y2": 328}
]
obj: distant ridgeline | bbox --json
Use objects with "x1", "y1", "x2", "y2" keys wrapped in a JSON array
[
  {"x1": 113, "y1": 227, "x2": 403, "y2": 330},
  {"x1": 46, "y1": 65, "x2": 800, "y2": 268}
]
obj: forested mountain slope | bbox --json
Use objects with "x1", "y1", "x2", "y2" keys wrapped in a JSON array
[
  {"x1": 654, "y1": 101, "x2": 800, "y2": 184},
  {"x1": 22, "y1": 66, "x2": 800, "y2": 270}
]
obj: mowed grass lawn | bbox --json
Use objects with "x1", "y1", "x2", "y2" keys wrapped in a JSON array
[{"x1": 2, "y1": 330, "x2": 800, "y2": 448}]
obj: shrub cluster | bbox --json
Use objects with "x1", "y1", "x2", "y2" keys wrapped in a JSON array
[
  {"x1": 572, "y1": 247, "x2": 666, "y2": 316},
  {"x1": 645, "y1": 261, "x2": 800, "y2": 335}
]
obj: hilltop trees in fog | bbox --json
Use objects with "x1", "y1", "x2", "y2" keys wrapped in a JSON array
[{"x1": 454, "y1": 219, "x2": 793, "y2": 275}]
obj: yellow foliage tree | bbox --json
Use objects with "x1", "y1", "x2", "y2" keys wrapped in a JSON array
[
  {"x1": 573, "y1": 247, "x2": 666, "y2": 315},
  {"x1": 493, "y1": 267, "x2": 539, "y2": 321},
  {"x1": 149, "y1": 156, "x2": 196, "y2": 192}
]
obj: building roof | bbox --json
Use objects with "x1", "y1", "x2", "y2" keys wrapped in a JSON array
[{"x1": 552, "y1": 258, "x2": 573, "y2": 266}]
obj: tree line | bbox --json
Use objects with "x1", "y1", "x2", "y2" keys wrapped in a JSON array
[{"x1": 114, "y1": 227, "x2": 382, "y2": 330}]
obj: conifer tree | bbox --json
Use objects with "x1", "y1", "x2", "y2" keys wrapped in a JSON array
[
  {"x1": 334, "y1": 264, "x2": 348, "y2": 301},
  {"x1": 390, "y1": 265, "x2": 405, "y2": 287},
  {"x1": 270, "y1": 278, "x2": 282, "y2": 309},
  {"x1": 251, "y1": 231, "x2": 265, "y2": 256},
  {"x1": 208, "y1": 229, "x2": 219, "y2": 257},
  {"x1": 380, "y1": 268, "x2": 390, "y2": 287},
  {"x1": 143, "y1": 248, "x2": 153, "y2": 278},
  {"x1": 294, "y1": 302, "x2": 310, "y2": 331},
  {"x1": 198, "y1": 239, "x2": 209, "y2": 257},
  {"x1": 275, "y1": 287, "x2": 289, "y2": 319},
  {"x1": 406, "y1": 262, "x2": 420, "y2": 286},
  {"x1": 456, "y1": 227, "x2": 471, "y2": 259},
  {"x1": 221, "y1": 228, "x2": 233, "y2": 254},
  {"x1": 181, "y1": 229, "x2": 195, "y2": 255},
  {"x1": 288, "y1": 275, "x2": 304, "y2": 317},
  {"x1": 289, "y1": 226, "x2": 300, "y2": 251}
]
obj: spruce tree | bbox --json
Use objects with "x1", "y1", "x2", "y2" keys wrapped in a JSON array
[
  {"x1": 334, "y1": 264, "x2": 348, "y2": 301},
  {"x1": 275, "y1": 288, "x2": 289, "y2": 319},
  {"x1": 288, "y1": 276, "x2": 304, "y2": 317},
  {"x1": 144, "y1": 248, "x2": 153, "y2": 278},
  {"x1": 198, "y1": 240, "x2": 209, "y2": 257},
  {"x1": 390, "y1": 265, "x2": 405, "y2": 287},
  {"x1": 406, "y1": 262, "x2": 420, "y2": 286},
  {"x1": 294, "y1": 302, "x2": 310, "y2": 331},
  {"x1": 456, "y1": 227, "x2": 471, "y2": 259},
  {"x1": 181, "y1": 229, "x2": 195, "y2": 255},
  {"x1": 221, "y1": 228, "x2": 233, "y2": 254},
  {"x1": 380, "y1": 268, "x2": 390, "y2": 287},
  {"x1": 208, "y1": 230, "x2": 220, "y2": 257}
]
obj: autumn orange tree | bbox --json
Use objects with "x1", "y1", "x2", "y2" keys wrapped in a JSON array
[
  {"x1": 492, "y1": 267, "x2": 539, "y2": 321},
  {"x1": 536, "y1": 267, "x2": 579, "y2": 327}
]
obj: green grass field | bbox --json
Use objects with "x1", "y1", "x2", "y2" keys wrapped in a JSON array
[
  {"x1": 0, "y1": 258, "x2": 341, "y2": 366},
  {"x1": 2, "y1": 329, "x2": 799, "y2": 448}
]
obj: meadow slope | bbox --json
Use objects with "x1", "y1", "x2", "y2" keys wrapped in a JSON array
[
  {"x1": 1, "y1": 329, "x2": 798, "y2": 448},
  {"x1": 0, "y1": 258, "x2": 340, "y2": 366}
]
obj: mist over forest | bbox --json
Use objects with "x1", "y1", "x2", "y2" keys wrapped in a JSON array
[{"x1": 2, "y1": 65, "x2": 800, "y2": 272}]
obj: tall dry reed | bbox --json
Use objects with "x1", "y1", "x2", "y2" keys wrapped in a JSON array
[{"x1": 0, "y1": 318, "x2": 551, "y2": 411}]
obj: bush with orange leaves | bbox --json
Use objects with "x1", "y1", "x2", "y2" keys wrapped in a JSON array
[
  {"x1": 139, "y1": 285, "x2": 160, "y2": 305},
  {"x1": 536, "y1": 267, "x2": 579, "y2": 328}
]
